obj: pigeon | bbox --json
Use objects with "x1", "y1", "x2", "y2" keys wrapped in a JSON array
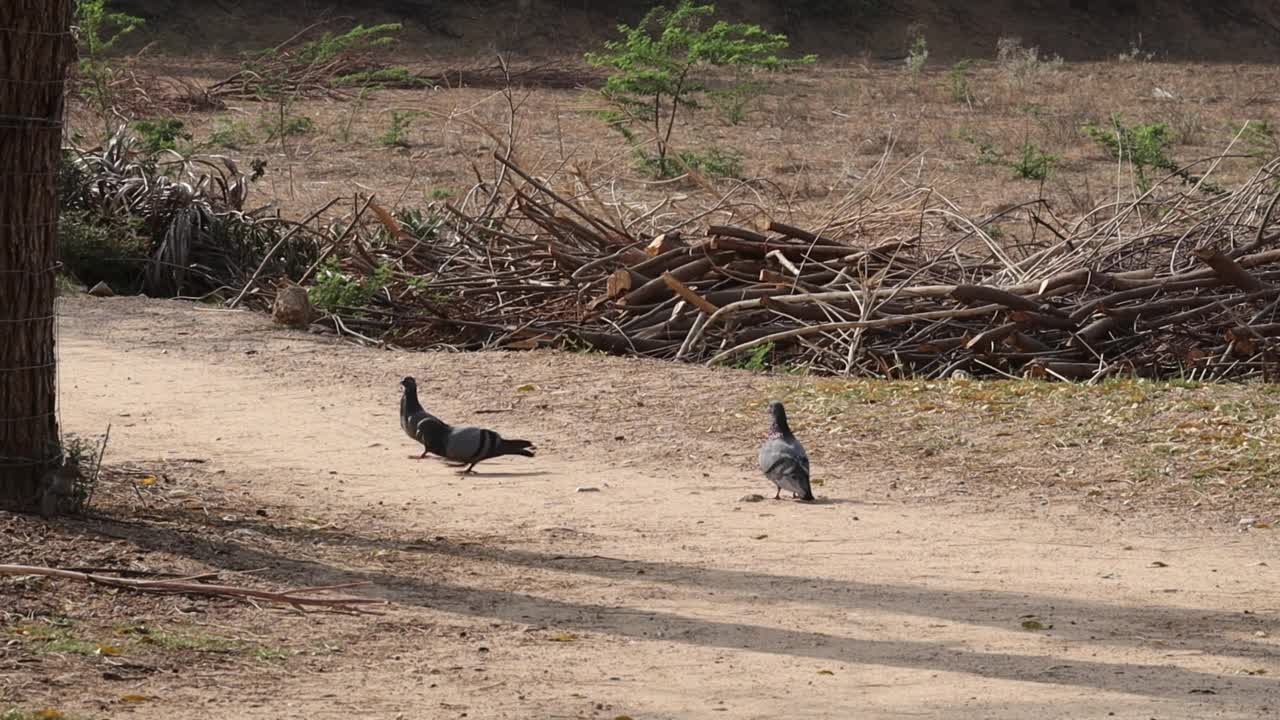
[
  {"x1": 399, "y1": 376, "x2": 536, "y2": 473},
  {"x1": 413, "y1": 416, "x2": 537, "y2": 474},
  {"x1": 400, "y1": 376, "x2": 443, "y2": 460},
  {"x1": 757, "y1": 401, "x2": 814, "y2": 501}
]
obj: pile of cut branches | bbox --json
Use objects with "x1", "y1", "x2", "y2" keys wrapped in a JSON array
[
  {"x1": 207, "y1": 21, "x2": 430, "y2": 100},
  {"x1": 260, "y1": 153, "x2": 1280, "y2": 381}
]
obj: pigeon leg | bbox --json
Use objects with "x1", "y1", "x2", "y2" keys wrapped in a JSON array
[
  {"x1": 456, "y1": 462, "x2": 479, "y2": 475},
  {"x1": 774, "y1": 487, "x2": 781, "y2": 500},
  {"x1": 409, "y1": 447, "x2": 431, "y2": 460}
]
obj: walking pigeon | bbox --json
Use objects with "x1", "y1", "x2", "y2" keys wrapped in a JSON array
[
  {"x1": 758, "y1": 401, "x2": 814, "y2": 501},
  {"x1": 400, "y1": 376, "x2": 443, "y2": 459},
  {"x1": 399, "y1": 376, "x2": 536, "y2": 473}
]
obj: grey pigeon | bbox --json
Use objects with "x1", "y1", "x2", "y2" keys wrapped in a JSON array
[
  {"x1": 400, "y1": 376, "x2": 444, "y2": 459},
  {"x1": 757, "y1": 401, "x2": 814, "y2": 501},
  {"x1": 399, "y1": 376, "x2": 536, "y2": 473}
]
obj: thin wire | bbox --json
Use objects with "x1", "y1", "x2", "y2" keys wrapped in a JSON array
[
  {"x1": 0, "y1": 452, "x2": 65, "y2": 469},
  {"x1": 0, "y1": 363, "x2": 59, "y2": 372},
  {"x1": 0, "y1": 412, "x2": 59, "y2": 422},
  {"x1": 0, "y1": 315, "x2": 57, "y2": 323},
  {"x1": 0, "y1": 264, "x2": 62, "y2": 273},
  {"x1": 0, "y1": 222, "x2": 64, "y2": 230},
  {"x1": 0, "y1": 77, "x2": 75, "y2": 86},
  {"x1": 0, "y1": 27, "x2": 74, "y2": 37},
  {"x1": 0, "y1": 122, "x2": 64, "y2": 131}
]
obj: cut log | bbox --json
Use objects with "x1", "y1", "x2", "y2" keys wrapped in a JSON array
[
  {"x1": 1193, "y1": 247, "x2": 1271, "y2": 292},
  {"x1": 707, "y1": 224, "x2": 769, "y2": 242},
  {"x1": 606, "y1": 269, "x2": 647, "y2": 300},
  {"x1": 767, "y1": 221, "x2": 840, "y2": 244},
  {"x1": 620, "y1": 255, "x2": 720, "y2": 307},
  {"x1": 645, "y1": 231, "x2": 686, "y2": 256}
]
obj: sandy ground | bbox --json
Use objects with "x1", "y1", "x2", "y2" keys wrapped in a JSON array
[{"x1": 46, "y1": 295, "x2": 1280, "y2": 719}]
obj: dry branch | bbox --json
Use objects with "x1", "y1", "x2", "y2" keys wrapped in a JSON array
[{"x1": 0, "y1": 565, "x2": 385, "y2": 614}]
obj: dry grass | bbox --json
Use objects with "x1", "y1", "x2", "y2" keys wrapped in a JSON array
[
  {"x1": 770, "y1": 376, "x2": 1280, "y2": 519},
  {"x1": 70, "y1": 52, "x2": 1280, "y2": 236}
]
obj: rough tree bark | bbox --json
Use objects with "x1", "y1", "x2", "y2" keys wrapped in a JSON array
[{"x1": 0, "y1": 1, "x2": 75, "y2": 511}]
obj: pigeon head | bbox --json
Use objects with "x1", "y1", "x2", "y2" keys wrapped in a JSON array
[
  {"x1": 767, "y1": 401, "x2": 792, "y2": 436},
  {"x1": 400, "y1": 376, "x2": 417, "y2": 391}
]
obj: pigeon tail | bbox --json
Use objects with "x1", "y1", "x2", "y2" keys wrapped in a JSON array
[{"x1": 496, "y1": 438, "x2": 536, "y2": 458}]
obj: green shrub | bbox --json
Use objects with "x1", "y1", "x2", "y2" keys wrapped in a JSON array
[
  {"x1": 1083, "y1": 115, "x2": 1223, "y2": 194},
  {"x1": 945, "y1": 60, "x2": 974, "y2": 104},
  {"x1": 379, "y1": 111, "x2": 419, "y2": 148},
  {"x1": 132, "y1": 118, "x2": 191, "y2": 154},
  {"x1": 58, "y1": 209, "x2": 149, "y2": 292},
  {"x1": 207, "y1": 118, "x2": 255, "y2": 149},
  {"x1": 308, "y1": 260, "x2": 393, "y2": 313},
  {"x1": 586, "y1": 1, "x2": 813, "y2": 175},
  {"x1": 1010, "y1": 142, "x2": 1056, "y2": 180}
]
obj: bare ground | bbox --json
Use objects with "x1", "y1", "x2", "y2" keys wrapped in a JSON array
[{"x1": 3, "y1": 295, "x2": 1278, "y2": 719}]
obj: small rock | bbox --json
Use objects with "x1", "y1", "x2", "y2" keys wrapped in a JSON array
[
  {"x1": 1256, "y1": 631, "x2": 1268, "y2": 638},
  {"x1": 272, "y1": 283, "x2": 314, "y2": 327},
  {"x1": 87, "y1": 281, "x2": 115, "y2": 297},
  {"x1": 738, "y1": 494, "x2": 765, "y2": 503},
  {"x1": 575, "y1": 486, "x2": 600, "y2": 493}
]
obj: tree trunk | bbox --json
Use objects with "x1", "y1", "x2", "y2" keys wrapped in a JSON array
[{"x1": 0, "y1": 1, "x2": 74, "y2": 511}]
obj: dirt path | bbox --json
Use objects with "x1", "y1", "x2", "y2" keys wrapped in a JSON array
[{"x1": 53, "y1": 297, "x2": 1278, "y2": 719}]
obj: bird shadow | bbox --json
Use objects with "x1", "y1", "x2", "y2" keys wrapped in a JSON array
[{"x1": 458, "y1": 470, "x2": 553, "y2": 479}]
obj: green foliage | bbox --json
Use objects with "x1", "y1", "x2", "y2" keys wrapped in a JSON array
[
  {"x1": 904, "y1": 25, "x2": 928, "y2": 80},
  {"x1": 1240, "y1": 119, "x2": 1279, "y2": 161},
  {"x1": 58, "y1": 209, "x2": 149, "y2": 291},
  {"x1": 944, "y1": 60, "x2": 973, "y2": 104},
  {"x1": 708, "y1": 72, "x2": 765, "y2": 125},
  {"x1": 75, "y1": 0, "x2": 144, "y2": 136},
  {"x1": 585, "y1": 1, "x2": 814, "y2": 173},
  {"x1": 308, "y1": 260, "x2": 393, "y2": 313},
  {"x1": 1083, "y1": 116, "x2": 1173, "y2": 192},
  {"x1": 1083, "y1": 115, "x2": 1225, "y2": 194},
  {"x1": 335, "y1": 67, "x2": 432, "y2": 88},
  {"x1": 730, "y1": 341, "x2": 775, "y2": 371},
  {"x1": 131, "y1": 118, "x2": 191, "y2": 154},
  {"x1": 379, "y1": 110, "x2": 419, "y2": 148},
  {"x1": 240, "y1": 23, "x2": 405, "y2": 99},
  {"x1": 207, "y1": 117, "x2": 254, "y2": 149},
  {"x1": 1010, "y1": 142, "x2": 1056, "y2": 180},
  {"x1": 259, "y1": 104, "x2": 313, "y2": 142},
  {"x1": 968, "y1": 135, "x2": 1056, "y2": 180},
  {"x1": 298, "y1": 23, "x2": 401, "y2": 65}
]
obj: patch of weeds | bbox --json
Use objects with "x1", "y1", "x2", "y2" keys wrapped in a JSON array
[
  {"x1": 639, "y1": 146, "x2": 745, "y2": 179},
  {"x1": 1009, "y1": 142, "x2": 1056, "y2": 180},
  {"x1": 259, "y1": 106, "x2": 314, "y2": 142},
  {"x1": 944, "y1": 60, "x2": 974, "y2": 104},
  {"x1": 250, "y1": 645, "x2": 294, "y2": 663},
  {"x1": 131, "y1": 117, "x2": 191, "y2": 154},
  {"x1": 1083, "y1": 114, "x2": 1223, "y2": 194},
  {"x1": 730, "y1": 342, "x2": 775, "y2": 372},
  {"x1": 1240, "y1": 119, "x2": 1279, "y2": 162},
  {"x1": 427, "y1": 187, "x2": 452, "y2": 201},
  {"x1": 308, "y1": 259, "x2": 393, "y2": 313},
  {"x1": 966, "y1": 137, "x2": 1056, "y2": 180},
  {"x1": 1117, "y1": 35, "x2": 1155, "y2": 63},
  {"x1": 995, "y1": 36, "x2": 1062, "y2": 91},
  {"x1": 904, "y1": 23, "x2": 928, "y2": 81},
  {"x1": 709, "y1": 73, "x2": 765, "y2": 125},
  {"x1": 379, "y1": 110, "x2": 420, "y2": 149},
  {"x1": 9, "y1": 619, "x2": 97, "y2": 655},
  {"x1": 207, "y1": 117, "x2": 254, "y2": 150}
]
